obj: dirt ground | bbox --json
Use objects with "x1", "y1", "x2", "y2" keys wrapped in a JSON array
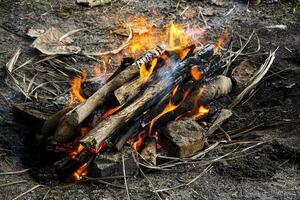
[{"x1": 0, "y1": 0, "x2": 299, "y2": 199}]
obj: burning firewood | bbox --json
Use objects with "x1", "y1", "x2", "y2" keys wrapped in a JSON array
[
  {"x1": 52, "y1": 46, "x2": 165, "y2": 143},
  {"x1": 141, "y1": 75, "x2": 232, "y2": 130},
  {"x1": 79, "y1": 44, "x2": 215, "y2": 149}
]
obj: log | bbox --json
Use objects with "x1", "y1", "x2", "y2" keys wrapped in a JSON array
[
  {"x1": 114, "y1": 77, "x2": 141, "y2": 104},
  {"x1": 80, "y1": 78, "x2": 176, "y2": 148},
  {"x1": 142, "y1": 75, "x2": 232, "y2": 129},
  {"x1": 113, "y1": 45, "x2": 195, "y2": 105},
  {"x1": 66, "y1": 46, "x2": 164, "y2": 126},
  {"x1": 52, "y1": 47, "x2": 164, "y2": 143},
  {"x1": 80, "y1": 44, "x2": 215, "y2": 148}
]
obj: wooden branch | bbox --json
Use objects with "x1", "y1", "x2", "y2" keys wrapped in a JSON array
[
  {"x1": 66, "y1": 46, "x2": 164, "y2": 126},
  {"x1": 80, "y1": 78, "x2": 175, "y2": 148},
  {"x1": 52, "y1": 47, "x2": 164, "y2": 143},
  {"x1": 80, "y1": 44, "x2": 215, "y2": 148}
]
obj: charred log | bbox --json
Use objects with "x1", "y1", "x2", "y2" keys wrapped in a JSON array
[{"x1": 80, "y1": 44, "x2": 215, "y2": 149}]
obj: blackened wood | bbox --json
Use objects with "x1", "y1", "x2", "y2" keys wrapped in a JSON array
[
  {"x1": 144, "y1": 75, "x2": 232, "y2": 131},
  {"x1": 80, "y1": 44, "x2": 215, "y2": 149}
]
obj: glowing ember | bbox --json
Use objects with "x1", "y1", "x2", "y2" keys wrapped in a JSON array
[
  {"x1": 190, "y1": 66, "x2": 202, "y2": 81},
  {"x1": 71, "y1": 162, "x2": 88, "y2": 181}
]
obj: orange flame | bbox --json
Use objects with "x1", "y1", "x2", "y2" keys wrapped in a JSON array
[
  {"x1": 71, "y1": 162, "x2": 88, "y2": 181},
  {"x1": 69, "y1": 144, "x2": 85, "y2": 159},
  {"x1": 70, "y1": 72, "x2": 87, "y2": 105},
  {"x1": 149, "y1": 87, "x2": 191, "y2": 133},
  {"x1": 133, "y1": 130, "x2": 146, "y2": 151},
  {"x1": 123, "y1": 16, "x2": 204, "y2": 59},
  {"x1": 139, "y1": 58, "x2": 158, "y2": 83},
  {"x1": 214, "y1": 29, "x2": 229, "y2": 52},
  {"x1": 190, "y1": 66, "x2": 201, "y2": 81},
  {"x1": 192, "y1": 106, "x2": 210, "y2": 120},
  {"x1": 92, "y1": 105, "x2": 123, "y2": 127}
]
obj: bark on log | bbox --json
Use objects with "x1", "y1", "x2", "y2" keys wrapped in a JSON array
[
  {"x1": 80, "y1": 44, "x2": 215, "y2": 148},
  {"x1": 114, "y1": 77, "x2": 141, "y2": 104}
]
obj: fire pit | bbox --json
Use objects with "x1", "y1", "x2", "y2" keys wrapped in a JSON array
[
  {"x1": 9, "y1": 18, "x2": 277, "y2": 184},
  {"x1": 1, "y1": 1, "x2": 299, "y2": 199}
]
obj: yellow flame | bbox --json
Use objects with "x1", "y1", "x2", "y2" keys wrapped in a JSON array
[
  {"x1": 192, "y1": 106, "x2": 210, "y2": 120},
  {"x1": 70, "y1": 72, "x2": 87, "y2": 105},
  {"x1": 149, "y1": 87, "x2": 191, "y2": 133},
  {"x1": 139, "y1": 58, "x2": 158, "y2": 83}
]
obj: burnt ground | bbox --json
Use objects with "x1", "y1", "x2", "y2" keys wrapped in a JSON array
[{"x1": 0, "y1": 0, "x2": 299, "y2": 199}]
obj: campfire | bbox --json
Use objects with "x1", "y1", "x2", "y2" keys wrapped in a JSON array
[{"x1": 8, "y1": 16, "x2": 277, "y2": 184}]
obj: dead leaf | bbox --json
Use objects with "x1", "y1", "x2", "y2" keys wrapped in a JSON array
[
  {"x1": 76, "y1": 0, "x2": 112, "y2": 7},
  {"x1": 210, "y1": 0, "x2": 225, "y2": 6},
  {"x1": 32, "y1": 27, "x2": 81, "y2": 55},
  {"x1": 27, "y1": 28, "x2": 45, "y2": 38}
]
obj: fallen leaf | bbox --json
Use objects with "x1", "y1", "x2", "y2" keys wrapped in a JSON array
[{"x1": 32, "y1": 27, "x2": 81, "y2": 55}]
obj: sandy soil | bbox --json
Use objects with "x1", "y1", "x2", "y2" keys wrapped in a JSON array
[{"x1": 0, "y1": 0, "x2": 299, "y2": 199}]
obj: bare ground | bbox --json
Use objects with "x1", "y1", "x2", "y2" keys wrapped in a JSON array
[{"x1": 0, "y1": 0, "x2": 299, "y2": 199}]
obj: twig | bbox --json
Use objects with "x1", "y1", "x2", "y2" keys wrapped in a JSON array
[
  {"x1": 198, "y1": 7, "x2": 208, "y2": 27},
  {"x1": 0, "y1": 169, "x2": 30, "y2": 175},
  {"x1": 122, "y1": 154, "x2": 130, "y2": 200},
  {"x1": 12, "y1": 184, "x2": 43, "y2": 200},
  {"x1": 84, "y1": 27, "x2": 132, "y2": 56},
  {"x1": 0, "y1": 180, "x2": 27, "y2": 187},
  {"x1": 59, "y1": 28, "x2": 87, "y2": 42},
  {"x1": 156, "y1": 165, "x2": 212, "y2": 192},
  {"x1": 42, "y1": 188, "x2": 51, "y2": 200},
  {"x1": 132, "y1": 153, "x2": 163, "y2": 200},
  {"x1": 191, "y1": 142, "x2": 220, "y2": 159},
  {"x1": 229, "y1": 48, "x2": 278, "y2": 108},
  {"x1": 180, "y1": 6, "x2": 189, "y2": 16},
  {"x1": 224, "y1": 5, "x2": 235, "y2": 17},
  {"x1": 84, "y1": 177, "x2": 126, "y2": 189}
]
